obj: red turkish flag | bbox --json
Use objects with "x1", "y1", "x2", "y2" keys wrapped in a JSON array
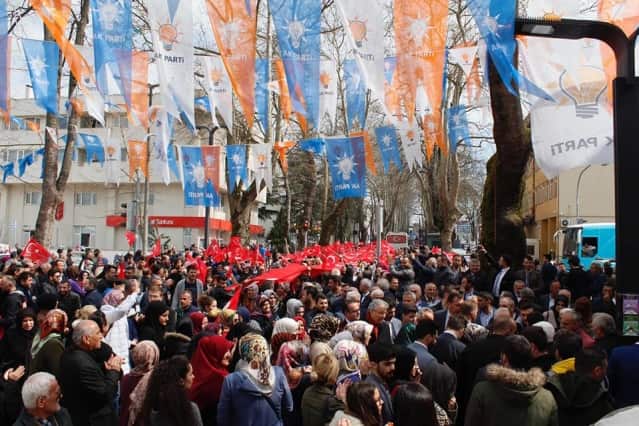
[
  {"x1": 151, "y1": 239, "x2": 161, "y2": 257},
  {"x1": 125, "y1": 231, "x2": 136, "y2": 248},
  {"x1": 22, "y1": 238, "x2": 51, "y2": 264}
]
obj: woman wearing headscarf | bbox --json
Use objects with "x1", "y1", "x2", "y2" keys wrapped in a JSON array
[
  {"x1": 333, "y1": 339, "x2": 369, "y2": 382},
  {"x1": 0, "y1": 308, "x2": 36, "y2": 369},
  {"x1": 276, "y1": 341, "x2": 311, "y2": 426},
  {"x1": 271, "y1": 318, "x2": 301, "y2": 361},
  {"x1": 139, "y1": 301, "x2": 170, "y2": 358},
  {"x1": 120, "y1": 340, "x2": 160, "y2": 426},
  {"x1": 286, "y1": 299, "x2": 304, "y2": 318},
  {"x1": 101, "y1": 288, "x2": 139, "y2": 374},
  {"x1": 29, "y1": 308, "x2": 67, "y2": 376},
  {"x1": 189, "y1": 335, "x2": 233, "y2": 426},
  {"x1": 543, "y1": 294, "x2": 569, "y2": 329},
  {"x1": 217, "y1": 334, "x2": 293, "y2": 426},
  {"x1": 345, "y1": 321, "x2": 374, "y2": 346},
  {"x1": 309, "y1": 314, "x2": 340, "y2": 343}
]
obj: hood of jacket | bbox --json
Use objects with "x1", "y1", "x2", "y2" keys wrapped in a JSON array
[
  {"x1": 546, "y1": 371, "x2": 607, "y2": 409},
  {"x1": 485, "y1": 364, "x2": 547, "y2": 403},
  {"x1": 551, "y1": 357, "x2": 575, "y2": 375}
]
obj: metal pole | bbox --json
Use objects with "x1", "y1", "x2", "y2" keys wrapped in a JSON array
[
  {"x1": 135, "y1": 171, "x2": 141, "y2": 251},
  {"x1": 575, "y1": 165, "x2": 591, "y2": 220},
  {"x1": 196, "y1": 125, "x2": 219, "y2": 249},
  {"x1": 142, "y1": 84, "x2": 158, "y2": 254},
  {"x1": 376, "y1": 201, "x2": 384, "y2": 262}
]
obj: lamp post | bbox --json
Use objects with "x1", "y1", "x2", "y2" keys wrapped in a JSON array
[
  {"x1": 515, "y1": 16, "x2": 639, "y2": 321},
  {"x1": 575, "y1": 165, "x2": 591, "y2": 222},
  {"x1": 196, "y1": 125, "x2": 221, "y2": 249}
]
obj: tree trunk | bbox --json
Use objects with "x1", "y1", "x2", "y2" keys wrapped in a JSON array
[
  {"x1": 296, "y1": 151, "x2": 316, "y2": 248},
  {"x1": 34, "y1": 1, "x2": 90, "y2": 246},
  {"x1": 228, "y1": 180, "x2": 264, "y2": 243},
  {"x1": 480, "y1": 57, "x2": 530, "y2": 268},
  {"x1": 319, "y1": 199, "x2": 348, "y2": 245}
]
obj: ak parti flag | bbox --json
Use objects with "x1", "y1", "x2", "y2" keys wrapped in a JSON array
[
  {"x1": 118, "y1": 50, "x2": 149, "y2": 128},
  {"x1": 274, "y1": 140, "x2": 295, "y2": 173},
  {"x1": 201, "y1": 145, "x2": 221, "y2": 193},
  {"x1": 394, "y1": 0, "x2": 448, "y2": 124},
  {"x1": 274, "y1": 59, "x2": 292, "y2": 121},
  {"x1": 127, "y1": 140, "x2": 148, "y2": 178},
  {"x1": 22, "y1": 238, "x2": 51, "y2": 264},
  {"x1": 351, "y1": 131, "x2": 377, "y2": 176},
  {"x1": 205, "y1": 0, "x2": 258, "y2": 128}
]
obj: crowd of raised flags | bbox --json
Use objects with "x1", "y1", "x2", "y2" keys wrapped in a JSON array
[{"x1": 0, "y1": 1, "x2": 636, "y2": 198}]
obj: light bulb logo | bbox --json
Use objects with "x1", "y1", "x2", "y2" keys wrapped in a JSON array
[
  {"x1": 158, "y1": 23, "x2": 179, "y2": 51},
  {"x1": 319, "y1": 71, "x2": 331, "y2": 89},
  {"x1": 210, "y1": 68, "x2": 223, "y2": 86},
  {"x1": 349, "y1": 19, "x2": 367, "y2": 48},
  {"x1": 106, "y1": 146, "x2": 116, "y2": 158},
  {"x1": 559, "y1": 66, "x2": 607, "y2": 119},
  {"x1": 288, "y1": 20, "x2": 305, "y2": 50}
]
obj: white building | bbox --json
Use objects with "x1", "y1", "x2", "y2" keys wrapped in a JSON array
[{"x1": 0, "y1": 99, "x2": 264, "y2": 250}]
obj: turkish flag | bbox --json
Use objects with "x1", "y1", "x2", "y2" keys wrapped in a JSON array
[
  {"x1": 151, "y1": 239, "x2": 161, "y2": 257},
  {"x1": 125, "y1": 231, "x2": 136, "y2": 248},
  {"x1": 54, "y1": 202, "x2": 64, "y2": 221},
  {"x1": 22, "y1": 238, "x2": 51, "y2": 264}
]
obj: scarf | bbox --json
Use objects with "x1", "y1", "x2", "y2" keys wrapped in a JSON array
[
  {"x1": 309, "y1": 314, "x2": 340, "y2": 343},
  {"x1": 130, "y1": 340, "x2": 160, "y2": 376},
  {"x1": 31, "y1": 309, "x2": 67, "y2": 358},
  {"x1": 275, "y1": 340, "x2": 309, "y2": 389},
  {"x1": 236, "y1": 333, "x2": 275, "y2": 395},
  {"x1": 190, "y1": 335, "x2": 233, "y2": 408}
]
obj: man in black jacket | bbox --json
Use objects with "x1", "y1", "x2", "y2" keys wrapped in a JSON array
[
  {"x1": 14, "y1": 372, "x2": 73, "y2": 426},
  {"x1": 566, "y1": 256, "x2": 593, "y2": 301},
  {"x1": 59, "y1": 320, "x2": 122, "y2": 426}
]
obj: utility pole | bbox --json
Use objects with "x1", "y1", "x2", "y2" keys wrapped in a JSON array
[
  {"x1": 142, "y1": 84, "x2": 159, "y2": 253},
  {"x1": 196, "y1": 125, "x2": 222, "y2": 249}
]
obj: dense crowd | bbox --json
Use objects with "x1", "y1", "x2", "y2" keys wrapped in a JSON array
[{"x1": 0, "y1": 244, "x2": 637, "y2": 426}]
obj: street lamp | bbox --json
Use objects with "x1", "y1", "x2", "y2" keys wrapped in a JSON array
[
  {"x1": 515, "y1": 16, "x2": 639, "y2": 311},
  {"x1": 196, "y1": 125, "x2": 223, "y2": 249}
]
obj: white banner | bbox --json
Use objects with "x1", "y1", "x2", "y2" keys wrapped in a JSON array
[
  {"x1": 319, "y1": 59, "x2": 338, "y2": 128},
  {"x1": 203, "y1": 56, "x2": 233, "y2": 132},
  {"x1": 148, "y1": 0, "x2": 194, "y2": 130},
  {"x1": 336, "y1": 0, "x2": 385, "y2": 104},
  {"x1": 448, "y1": 45, "x2": 478, "y2": 79},
  {"x1": 398, "y1": 120, "x2": 423, "y2": 171},
  {"x1": 150, "y1": 108, "x2": 172, "y2": 185},
  {"x1": 76, "y1": 45, "x2": 105, "y2": 126},
  {"x1": 249, "y1": 142, "x2": 273, "y2": 191},
  {"x1": 104, "y1": 128, "x2": 122, "y2": 186}
]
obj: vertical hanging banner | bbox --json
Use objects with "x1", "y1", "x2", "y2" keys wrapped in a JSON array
[
  {"x1": 383, "y1": 56, "x2": 401, "y2": 122},
  {"x1": 351, "y1": 130, "x2": 377, "y2": 176},
  {"x1": 127, "y1": 139, "x2": 148, "y2": 179},
  {"x1": 274, "y1": 58, "x2": 292, "y2": 121},
  {"x1": 422, "y1": 113, "x2": 439, "y2": 160},
  {"x1": 318, "y1": 59, "x2": 338, "y2": 128},
  {"x1": 22, "y1": 39, "x2": 59, "y2": 114},
  {"x1": 80, "y1": 133, "x2": 105, "y2": 165},
  {"x1": 447, "y1": 105, "x2": 470, "y2": 153},
  {"x1": 336, "y1": 0, "x2": 385, "y2": 104},
  {"x1": 254, "y1": 57, "x2": 270, "y2": 136},
  {"x1": 374, "y1": 126, "x2": 403, "y2": 174},
  {"x1": 148, "y1": 0, "x2": 195, "y2": 130},
  {"x1": 74, "y1": 45, "x2": 106, "y2": 125},
  {"x1": 179, "y1": 146, "x2": 220, "y2": 207},
  {"x1": 167, "y1": 142, "x2": 180, "y2": 181},
  {"x1": 206, "y1": 0, "x2": 258, "y2": 127},
  {"x1": 0, "y1": 33, "x2": 9, "y2": 122},
  {"x1": 298, "y1": 137, "x2": 325, "y2": 156},
  {"x1": 466, "y1": 0, "x2": 553, "y2": 101},
  {"x1": 226, "y1": 144, "x2": 247, "y2": 193},
  {"x1": 203, "y1": 55, "x2": 233, "y2": 131},
  {"x1": 269, "y1": 0, "x2": 321, "y2": 130},
  {"x1": 394, "y1": 0, "x2": 448, "y2": 124},
  {"x1": 325, "y1": 135, "x2": 367, "y2": 200},
  {"x1": 150, "y1": 108, "x2": 174, "y2": 185},
  {"x1": 249, "y1": 143, "x2": 273, "y2": 191},
  {"x1": 201, "y1": 145, "x2": 221, "y2": 193},
  {"x1": 448, "y1": 44, "x2": 478, "y2": 80},
  {"x1": 104, "y1": 129, "x2": 122, "y2": 185},
  {"x1": 117, "y1": 50, "x2": 149, "y2": 128},
  {"x1": 90, "y1": 0, "x2": 133, "y2": 94},
  {"x1": 344, "y1": 59, "x2": 367, "y2": 131},
  {"x1": 398, "y1": 121, "x2": 423, "y2": 171},
  {"x1": 274, "y1": 140, "x2": 295, "y2": 173}
]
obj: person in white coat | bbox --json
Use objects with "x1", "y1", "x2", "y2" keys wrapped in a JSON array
[{"x1": 100, "y1": 280, "x2": 140, "y2": 374}]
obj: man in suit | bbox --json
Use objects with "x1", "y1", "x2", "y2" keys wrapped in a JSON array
[
  {"x1": 434, "y1": 290, "x2": 463, "y2": 334},
  {"x1": 490, "y1": 254, "x2": 516, "y2": 300},
  {"x1": 538, "y1": 279, "x2": 561, "y2": 312},
  {"x1": 464, "y1": 258, "x2": 491, "y2": 293},
  {"x1": 366, "y1": 298, "x2": 394, "y2": 345},
  {"x1": 518, "y1": 255, "x2": 544, "y2": 295},
  {"x1": 431, "y1": 315, "x2": 466, "y2": 371},
  {"x1": 408, "y1": 320, "x2": 457, "y2": 411}
]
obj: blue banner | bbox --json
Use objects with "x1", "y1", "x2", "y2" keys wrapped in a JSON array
[
  {"x1": 467, "y1": 0, "x2": 552, "y2": 101},
  {"x1": 167, "y1": 143, "x2": 180, "y2": 181},
  {"x1": 298, "y1": 137, "x2": 325, "y2": 156},
  {"x1": 195, "y1": 96, "x2": 211, "y2": 111},
  {"x1": 2, "y1": 161, "x2": 13, "y2": 183},
  {"x1": 255, "y1": 58, "x2": 270, "y2": 135},
  {"x1": 23, "y1": 39, "x2": 59, "y2": 114},
  {"x1": 91, "y1": 0, "x2": 133, "y2": 94},
  {"x1": 18, "y1": 152, "x2": 34, "y2": 177},
  {"x1": 344, "y1": 59, "x2": 367, "y2": 131},
  {"x1": 270, "y1": 0, "x2": 321, "y2": 129},
  {"x1": 180, "y1": 146, "x2": 220, "y2": 207},
  {"x1": 384, "y1": 57, "x2": 396, "y2": 85},
  {"x1": 226, "y1": 144, "x2": 248, "y2": 193},
  {"x1": 447, "y1": 105, "x2": 471, "y2": 153},
  {"x1": 326, "y1": 136, "x2": 367, "y2": 200},
  {"x1": 80, "y1": 133, "x2": 105, "y2": 165},
  {"x1": 374, "y1": 126, "x2": 402, "y2": 174},
  {"x1": 0, "y1": 0, "x2": 7, "y2": 34}
]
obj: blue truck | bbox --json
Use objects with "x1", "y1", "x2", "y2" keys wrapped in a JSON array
[{"x1": 561, "y1": 222, "x2": 615, "y2": 269}]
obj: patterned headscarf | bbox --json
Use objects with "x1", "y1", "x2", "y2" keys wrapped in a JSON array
[
  {"x1": 236, "y1": 333, "x2": 274, "y2": 394},
  {"x1": 345, "y1": 321, "x2": 374, "y2": 344},
  {"x1": 309, "y1": 314, "x2": 340, "y2": 342},
  {"x1": 31, "y1": 309, "x2": 68, "y2": 359},
  {"x1": 275, "y1": 340, "x2": 309, "y2": 389},
  {"x1": 103, "y1": 289, "x2": 125, "y2": 307},
  {"x1": 130, "y1": 340, "x2": 160, "y2": 375},
  {"x1": 333, "y1": 340, "x2": 368, "y2": 373}
]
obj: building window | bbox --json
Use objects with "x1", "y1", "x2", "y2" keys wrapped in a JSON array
[
  {"x1": 73, "y1": 225, "x2": 96, "y2": 248},
  {"x1": 24, "y1": 191, "x2": 42, "y2": 206},
  {"x1": 183, "y1": 228, "x2": 193, "y2": 247},
  {"x1": 107, "y1": 113, "x2": 129, "y2": 129},
  {"x1": 75, "y1": 191, "x2": 97, "y2": 206},
  {"x1": 1, "y1": 149, "x2": 32, "y2": 163}
]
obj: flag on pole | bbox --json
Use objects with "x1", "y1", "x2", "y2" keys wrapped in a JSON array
[
  {"x1": 205, "y1": 0, "x2": 258, "y2": 128},
  {"x1": 326, "y1": 135, "x2": 367, "y2": 200},
  {"x1": 152, "y1": 238, "x2": 162, "y2": 257},
  {"x1": 22, "y1": 39, "x2": 59, "y2": 114},
  {"x1": 148, "y1": 0, "x2": 195, "y2": 130},
  {"x1": 179, "y1": 145, "x2": 220, "y2": 207},
  {"x1": 374, "y1": 126, "x2": 403, "y2": 174},
  {"x1": 226, "y1": 145, "x2": 247, "y2": 193}
]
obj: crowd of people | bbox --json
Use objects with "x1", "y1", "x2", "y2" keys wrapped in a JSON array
[{"x1": 0, "y1": 243, "x2": 637, "y2": 426}]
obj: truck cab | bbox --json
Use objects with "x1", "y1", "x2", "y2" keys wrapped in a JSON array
[{"x1": 561, "y1": 223, "x2": 615, "y2": 269}]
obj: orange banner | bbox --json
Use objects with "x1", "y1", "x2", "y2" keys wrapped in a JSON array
[
  {"x1": 274, "y1": 58, "x2": 292, "y2": 121},
  {"x1": 205, "y1": 0, "x2": 258, "y2": 128},
  {"x1": 127, "y1": 140, "x2": 148, "y2": 179},
  {"x1": 394, "y1": 0, "x2": 448, "y2": 126},
  {"x1": 422, "y1": 111, "x2": 445, "y2": 160},
  {"x1": 201, "y1": 145, "x2": 221, "y2": 191},
  {"x1": 351, "y1": 131, "x2": 377, "y2": 176},
  {"x1": 274, "y1": 140, "x2": 295, "y2": 174},
  {"x1": 129, "y1": 51, "x2": 149, "y2": 129}
]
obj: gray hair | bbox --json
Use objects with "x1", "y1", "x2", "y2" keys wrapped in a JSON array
[
  {"x1": 559, "y1": 308, "x2": 580, "y2": 322},
  {"x1": 520, "y1": 288, "x2": 535, "y2": 299},
  {"x1": 376, "y1": 278, "x2": 390, "y2": 291},
  {"x1": 22, "y1": 372, "x2": 57, "y2": 409},
  {"x1": 592, "y1": 312, "x2": 616, "y2": 336},
  {"x1": 345, "y1": 291, "x2": 361, "y2": 303},
  {"x1": 359, "y1": 278, "x2": 372, "y2": 291},
  {"x1": 370, "y1": 288, "x2": 385, "y2": 299},
  {"x1": 368, "y1": 298, "x2": 389, "y2": 313},
  {"x1": 72, "y1": 319, "x2": 99, "y2": 346}
]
